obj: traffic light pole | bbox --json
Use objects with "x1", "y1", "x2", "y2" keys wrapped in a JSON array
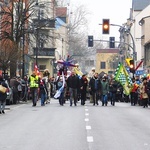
[
  {"x1": 94, "y1": 39, "x2": 134, "y2": 50},
  {"x1": 99, "y1": 23, "x2": 136, "y2": 60},
  {"x1": 110, "y1": 24, "x2": 136, "y2": 60}
]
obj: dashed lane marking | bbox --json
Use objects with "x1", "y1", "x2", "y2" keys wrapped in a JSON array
[
  {"x1": 85, "y1": 113, "x2": 89, "y2": 116},
  {"x1": 86, "y1": 126, "x2": 91, "y2": 130},
  {"x1": 87, "y1": 136, "x2": 93, "y2": 142},
  {"x1": 85, "y1": 118, "x2": 89, "y2": 121}
]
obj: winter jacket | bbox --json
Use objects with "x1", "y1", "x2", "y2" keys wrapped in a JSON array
[
  {"x1": 89, "y1": 77, "x2": 101, "y2": 92},
  {"x1": 0, "y1": 80, "x2": 8, "y2": 102},
  {"x1": 67, "y1": 75, "x2": 80, "y2": 89},
  {"x1": 101, "y1": 80, "x2": 109, "y2": 95}
]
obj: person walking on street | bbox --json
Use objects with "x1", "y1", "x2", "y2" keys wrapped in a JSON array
[
  {"x1": 0, "y1": 75, "x2": 8, "y2": 114},
  {"x1": 101, "y1": 76, "x2": 109, "y2": 106},
  {"x1": 28, "y1": 71, "x2": 40, "y2": 106},
  {"x1": 140, "y1": 77, "x2": 149, "y2": 108},
  {"x1": 130, "y1": 78, "x2": 139, "y2": 106},
  {"x1": 10, "y1": 76, "x2": 20, "y2": 104},
  {"x1": 109, "y1": 78, "x2": 118, "y2": 106},
  {"x1": 66, "y1": 71, "x2": 80, "y2": 106},
  {"x1": 21, "y1": 75, "x2": 28, "y2": 102},
  {"x1": 80, "y1": 74, "x2": 88, "y2": 105},
  {"x1": 39, "y1": 78, "x2": 48, "y2": 106},
  {"x1": 89, "y1": 72, "x2": 101, "y2": 106},
  {"x1": 57, "y1": 76, "x2": 65, "y2": 106}
]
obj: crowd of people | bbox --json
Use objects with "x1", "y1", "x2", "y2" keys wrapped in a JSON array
[{"x1": 1, "y1": 67, "x2": 150, "y2": 114}]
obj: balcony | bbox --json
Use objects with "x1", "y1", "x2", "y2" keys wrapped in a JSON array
[
  {"x1": 32, "y1": 18, "x2": 55, "y2": 28},
  {"x1": 33, "y1": 48, "x2": 55, "y2": 57}
]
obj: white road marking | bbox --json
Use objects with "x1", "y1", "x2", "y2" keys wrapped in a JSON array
[
  {"x1": 85, "y1": 113, "x2": 89, "y2": 116},
  {"x1": 85, "y1": 118, "x2": 89, "y2": 121},
  {"x1": 85, "y1": 108, "x2": 88, "y2": 111},
  {"x1": 87, "y1": 136, "x2": 93, "y2": 142},
  {"x1": 86, "y1": 126, "x2": 91, "y2": 130}
]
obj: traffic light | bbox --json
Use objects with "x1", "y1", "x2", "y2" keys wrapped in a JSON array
[
  {"x1": 129, "y1": 59, "x2": 135, "y2": 74},
  {"x1": 102, "y1": 19, "x2": 110, "y2": 34},
  {"x1": 88, "y1": 35, "x2": 93, "y2": 47},
  {"x1": 109, "y1": 37, "x2": 115, "y2": 48}
]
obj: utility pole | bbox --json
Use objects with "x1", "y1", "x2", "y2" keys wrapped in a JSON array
[
  {"x1": 35, "y1": 1, "x2": 40, "y2": 67},
  {"x1": 22, "y1": 9, "x2": 25, "y2": 78}
]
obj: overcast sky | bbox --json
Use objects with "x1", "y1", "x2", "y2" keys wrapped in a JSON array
[{"x1": 69, "y1": 0, "x2": 132, "y2": 41}]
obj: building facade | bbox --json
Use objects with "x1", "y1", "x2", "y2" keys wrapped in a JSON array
[
  {"x1": 130, "y1": 0, "x2": 150, "y2": 73},
  {"x1": 96, "y1": 49, "x2": 120, "y2": 74}
]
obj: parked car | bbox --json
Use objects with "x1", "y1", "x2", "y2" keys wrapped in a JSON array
[{"x1": 5, "y1": 80, "x2": 13, "y2": 105}]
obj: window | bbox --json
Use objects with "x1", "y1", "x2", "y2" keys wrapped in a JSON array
[
  {"x1": 40, "y1": 10, "x2": 44, "y2": 19},
  {"x1": 85, "y1": 60, "x2": 94, "y2": 66},
  {"x1": 100, "y1": 62, "x2": 106, "y2": 69},
  {"x1": 40, "y1": 41, "x2": 44, "y2": 48},
  {"x1": 39, "y1": 65, "x2": 46, "y2": 71},
  {"x1": 90, "y1": 60, "x2": 94, "y2": 66}
]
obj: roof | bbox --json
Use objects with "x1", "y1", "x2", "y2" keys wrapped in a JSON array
[
  {"x1": 96, "y1": 48, "x2": 119, "y2": 53},
  {"x1": 132, "y1": 0, "x2": 150, "y2": 11},
  {"x1": 56, "y1": 7, "x2": 67, "y2": 17}
]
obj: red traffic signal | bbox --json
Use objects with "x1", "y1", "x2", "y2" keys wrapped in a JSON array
[
  {"x1": 129, "y1": 59, "x2": 135, "y2": 74},
  {"x1": 102, "y1": 19, "x2": 109, "y2": 34}
]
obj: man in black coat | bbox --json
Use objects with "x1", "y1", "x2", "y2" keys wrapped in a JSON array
[
  {"x1": 66, "y1": 71, "x2": 80, "y2": 106},
  {"x1": 80, "y1": 74, "x2": 88, "y2": 105},
  {"x1": 89, "y1": 72, "x2": 101, "y2": 105}
]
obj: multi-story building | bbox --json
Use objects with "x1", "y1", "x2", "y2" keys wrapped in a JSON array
[
  {"x1": 28, "y1": 0, "x2": 56, "y2": 76},
  {"x1": 28, "y1": 1, "x2": 69, "y2": 77},
  {"x1": 129, "y1": 0, "x2": 150, "y2": 73},
  {"x1": 96, "y1": 48, "x2": 119, "y2": 74}
]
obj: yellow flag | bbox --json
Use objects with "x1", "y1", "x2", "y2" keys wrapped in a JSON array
[{"x1": 125, "y1": 58, "x2": 132, "y2": 66}]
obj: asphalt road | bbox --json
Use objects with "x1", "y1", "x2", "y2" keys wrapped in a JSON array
[{"x1": 0, "y1": 99, "x2": 150, "y2": 150}]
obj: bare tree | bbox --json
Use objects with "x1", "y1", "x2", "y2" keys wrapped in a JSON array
[
  {"x1": 0, "y1": 0, "x2": 56, "y2": 77},
  {"x1": 0, "y1": 0, "x2": 36, "y2": 77}
]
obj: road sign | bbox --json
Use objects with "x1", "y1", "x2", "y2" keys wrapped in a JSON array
[{"x1": 135, "y1": 70, "x2": 144, "y2": 75}]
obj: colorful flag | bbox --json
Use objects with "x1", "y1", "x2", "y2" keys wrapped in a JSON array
[
  {"x1": 34, "y1": 64, "x2": 40, "y2": 77},
  {"x1": 54, "y1": 71, "x2": 65, "y2": 99},
  {"x1": 115, "y1": 63, "x2": 133, "y2": 95}
]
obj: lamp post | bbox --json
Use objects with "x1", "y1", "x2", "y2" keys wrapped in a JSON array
[
  {"x1": 35, "y1": 1, "x2": 41, "y2": 67},
  {"x1": 22, "y1": 10, "x2": 25, "y2": 78}
]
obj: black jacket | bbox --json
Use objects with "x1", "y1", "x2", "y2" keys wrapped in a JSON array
[
  {"x1": 67, "y1": 75, "x2": 80, "y2": 89},
  {"x1": 0, "y1": 80, "x2": 8, "y2": 101},
  {"x1": 89, "y1": 77, "x2": 101, "y2": 92},
  {"x1": 80, "y1": 77, "x2": 88, "y2": 91}
]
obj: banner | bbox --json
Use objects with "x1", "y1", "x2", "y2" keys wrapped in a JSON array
[
  {"x1": 115, "y1": 63, "x2": 133, "y2": 95},
  {"x1": 34, "y1": 64, "x2": 40, "y2": 77},
  {"x1": 54, "y1": 71, "x2": 65, "y2": 99}
]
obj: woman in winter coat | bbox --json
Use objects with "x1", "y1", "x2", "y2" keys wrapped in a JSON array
[
  {"x1": 39, "y1": 78, "x2": 48, "y2": 106},
  {"x1": 0, "y1": 75, "x2": 8, "y2": 114},
  {"x1": 140, "y1": 77, "x2": 149, "y2": 108}
]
